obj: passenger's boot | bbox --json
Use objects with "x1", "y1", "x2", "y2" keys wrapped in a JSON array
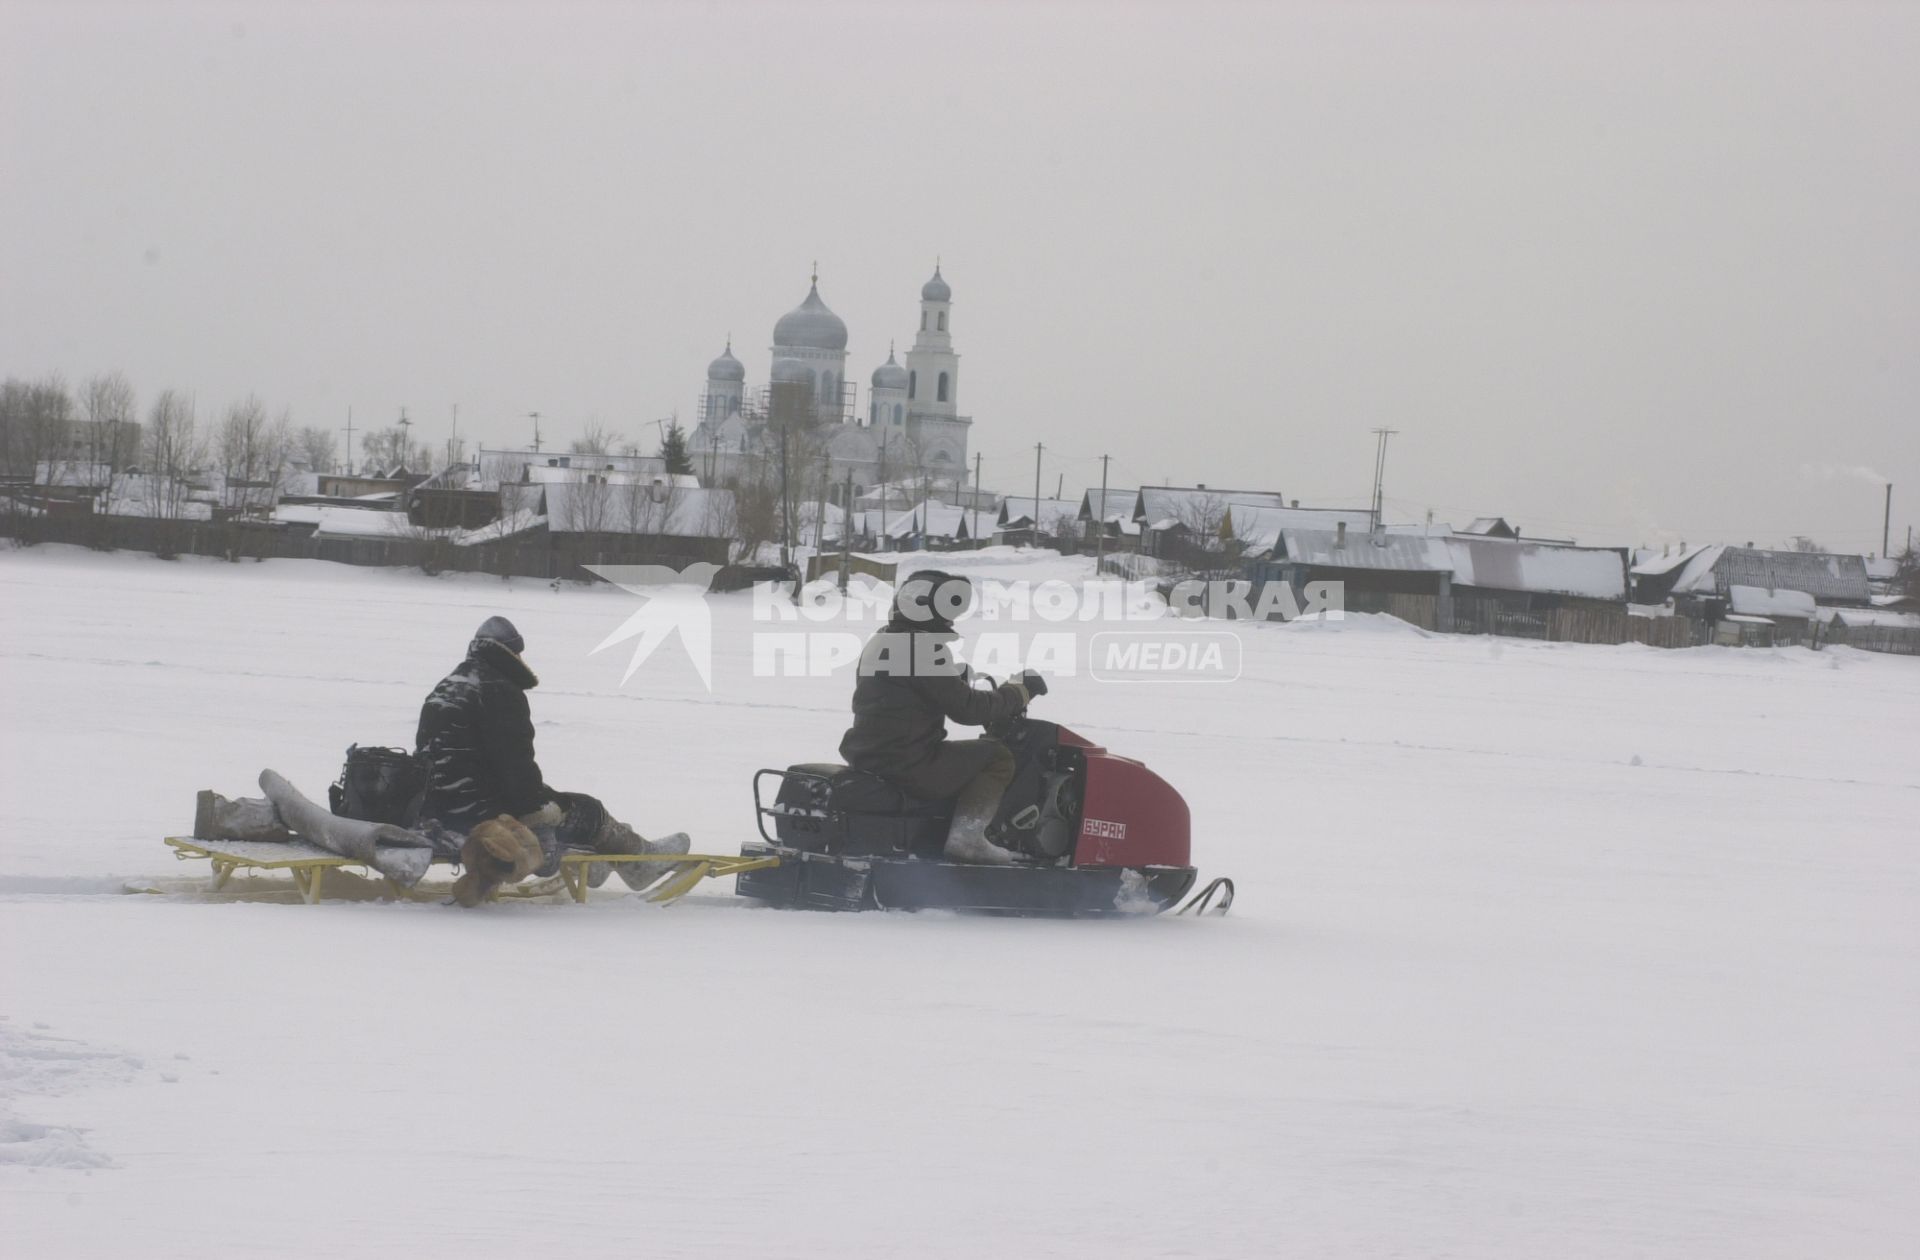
[
  {"x1": 518, "y1": 801, "x2": 567, "y2": 879},
  {"x1": 193, "y1": 790, "x2": 293, "y2": 842},
  {"x1": 586, "y1": 816, "x2": 692, "y2": 892},
  {"x1": 942, "y1": 748, "x2": 1018, "y2": 865}
]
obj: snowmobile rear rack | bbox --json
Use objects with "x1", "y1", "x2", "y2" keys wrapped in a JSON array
[{"x1": 162, "y1": 837, "x2": 777, "y2": 906}]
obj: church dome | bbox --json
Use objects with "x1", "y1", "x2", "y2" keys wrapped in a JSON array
[
  {"x1": 871, "y1": 349, "x2": 909, "y2": 391},
  {"x1": 770, "y1": 357, "x2": 812, "y2": 385},
  {"x1": 773, "y1": 281, "x2": 848, "y2": 351},
  {"x1": 707, "y1": 343, "x2": 745, "y2": 383},
  {"x1": 920, "y1": 266, "x2": 950, "y2": 302}
]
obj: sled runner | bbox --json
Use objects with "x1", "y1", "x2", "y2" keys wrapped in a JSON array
[{"x1": 162, "y1": 836, "x2": 776, "y2": 905}]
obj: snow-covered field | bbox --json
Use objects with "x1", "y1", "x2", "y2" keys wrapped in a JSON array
[{"x1": 1, "y1": 544, "x2": 1915, "y2": 1258}]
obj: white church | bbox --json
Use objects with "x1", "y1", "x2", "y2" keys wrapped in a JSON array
[{"x1": 687, "y1": 266, "x2": 974, "y2": 505}]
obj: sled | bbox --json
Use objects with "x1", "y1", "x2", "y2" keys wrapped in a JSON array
[{"x1": 162, "y1": 836, "x2": 777, "y2": 906}]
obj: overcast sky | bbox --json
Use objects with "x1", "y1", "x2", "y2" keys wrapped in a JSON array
[{"x1": 4, "y1": 1, "x2": 1915, "y2": 551}]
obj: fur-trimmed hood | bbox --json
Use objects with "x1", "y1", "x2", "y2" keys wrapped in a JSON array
[{"x1": 468, "y1": 637, "x2": 539, "y2": 690}]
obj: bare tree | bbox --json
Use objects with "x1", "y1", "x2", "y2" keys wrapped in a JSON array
[
  {"x1": 296, "y1": 426, "x2": 337, "y2": 474},
  {"x1": 361, "y1": 425, "x2": 429, "y2": 474},
  {"x1": 729, "y1": 461, "x2": 781, "y2": 563},
  {"x1": 143, "y1": 390, "x2": 205, "y2": 521},
  {"x1": 555, "y1": 471, "x2": 620, "y2": 539},
  {"x1": 478, "y1": 450, "x2": 525, "y2": 488},
  {"x1": 620, "y1": 472, "x2": 682, "y2": 552},
  {"x1": 0, "y1": 375, "x2": 74, "y2": 482},
  {"x1": 571, "y1": 423, "x2": 621, "y2": 457},
  {"x1": 1789, "y1": 535, "x2": 1826, "y2": 554},
  {"x1": 1162, "y1": 491, "x2": 1237, "y2": 579},
  {"x1": 82, "y1": 372, "x2": 139, "y2": 482}
]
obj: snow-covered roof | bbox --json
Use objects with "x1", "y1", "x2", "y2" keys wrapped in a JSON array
[
  {"x1": 890, "y1": 499, "x2": 997, "y2": 541},
  {"x1": 1447, "y1": 538, "x2": 1627, "y2": 600},
  {"x1": 997, "y1": 496, "x2": 1080, "y2": 533},
  {"x1": 1822, "y1": 605, "x2": 1920, "y2": 630},
  {"x1": 99, "y1": 474, "x2": 214, "y2": 520},
  {"x1": 1078, "y1": 488, "x2": 1138, "y2": 526},
  {"x1": 1631, "y1": 545, "x2": 1712, "y2": 577},
  {"x1": 313, "y1": 507, "x2": 413, "y2": 538},
  {"x1": 1459, "y1": 517, "x2": 1517, "y2": 537},
  {"x1": 1672, "y1": 546, "x2": 1872, "y2": 603},
  {"x1": 1277, "y1": 529, "x2": 1453, "y2": 573},
  {"x1": 34, "y1": 460, "x2": 111, "y2": 487},
  {"x1": 1132, "y1": 486, "x2": 1289, "y2": 526},
  {"x1": 514, "y1": 482, "x2": 735, "y2": 538},
  {"x1": 1272, "y1": 530, "x2": 1629, "y2": 598},
  {"x1": 1229, "y1": 506, "x2": 1382, "y2": 553},
  {"x1": 1726, "y1": 585, "x2": 1816, "y2": 619},
  {"x1": 522, "y1": 464, "x2": 695, "y2": 488},
  {"x1": 1666, "y1": 544, "x2": 1731, "y2": 595},
  {"x1": 450, "y1": 508, "x2": 545, "y2": 546}
]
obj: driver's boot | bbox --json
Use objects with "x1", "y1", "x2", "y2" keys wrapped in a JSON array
[{"x1": 942, "y1": 746, "x2": 1018, "y2": 865}]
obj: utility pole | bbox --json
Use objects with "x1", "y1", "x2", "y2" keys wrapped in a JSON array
[
  {"x1": 814, "y1": 454, "x2": 829, "y2": 559},
  {"x1": 528, "y1": 412, "x2": 544, "y2": 454},
  {"x1": 341, "y1": 407, "x2": 356, "y2": 476},
  {"x1": 778, "y1": 406, "x2": 792, "y2": 570},
  {"x1": 448, "y1": 403, "x2": 459, "y2": 470},
  {"x1": 972, "y1": 451, "x2": 983, "y2": 513},
  {"x1": 840, "y1": 467, "x2": 854, "y2": 592},
  {"x1": 1094, "y1": 453, "x2": 1110, "y2": 568},
  {"x1": 1033, "y1": 441, "x2": 1044, "y2": 542},
  {"x1": 1368, "y1": 427, "x2": 1398, "y2": 537},
  {"x1": 1884, "y1": 482, "x2": 1893, "y2": 558},
  {"x1": 878, "y1": 431, "x2": 890, "y2": 548},
  {"x1": 396, "y1": 407, "x2": 413, "y2": 472}
]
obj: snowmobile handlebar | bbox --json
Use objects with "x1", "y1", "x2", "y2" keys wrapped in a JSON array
[{"x1": 1018, "y1": 670, "x2": 1049, "y2": 698}]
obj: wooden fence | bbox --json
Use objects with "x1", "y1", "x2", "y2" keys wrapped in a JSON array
[
  {"x1": 1, "y1": 511, "x2": 725, "y2": 581},
  {"x1": 1825, "y1": 624, "x2": 1920, "y2": 656},
  {"x1": 1330, "y1": 587, "x2": 1707, "y2": 648}
]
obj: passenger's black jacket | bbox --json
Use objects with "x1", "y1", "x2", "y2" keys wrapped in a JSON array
[
  {"x1": 415, "y1": 638, "x2": 551, "y2": 829},
  {"x1": 837, "y1": 621, "x2": 1027, "y2": 780}
]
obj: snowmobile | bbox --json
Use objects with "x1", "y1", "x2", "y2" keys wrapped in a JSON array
[{"x1": 737, "y1": 712, "x2": 1232, "y2": 917}]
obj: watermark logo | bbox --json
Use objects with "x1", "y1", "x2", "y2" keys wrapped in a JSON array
[
  {"x1": 585, "y1": 566, "x2": 1343, "y2": 688},
  {"x1": 1089, "y1": 630, "x2": 1241, "y2": 682},
  {"x1": 584, "y1": 563, "x2": 722, "y2": 690}
]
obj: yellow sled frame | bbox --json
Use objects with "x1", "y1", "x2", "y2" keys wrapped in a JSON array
[{"x1": 163, "y1": 837, "x2": 777, "y2": 906}]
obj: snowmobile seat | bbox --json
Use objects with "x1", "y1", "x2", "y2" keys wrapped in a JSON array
[
  {"x1": 758, "y1": 764, "x2": 951, "y2": 857},
  {"x1": 786, "y1": 763, "x2": 948, "y2": 816}
]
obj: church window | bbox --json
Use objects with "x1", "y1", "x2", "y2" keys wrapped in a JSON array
[
  {"x1": 909, "y1": 371, "x2": 917, "y2": 399},
  {"x1": 937, "y1": 311, "x2": 946, "y2": 332},
  {"x1": 937, "y1": 372, "x2": 949, "y2": 403},
  {"x1": 893, "y1": 403, "x2": 903, "y2": 425},
  {"x1": 920, "y1": 311, "x2": 928, "y2": 331}
]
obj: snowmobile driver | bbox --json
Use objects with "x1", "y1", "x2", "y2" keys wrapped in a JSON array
[
  {"x1": 416, "y1": 616, "x2": 688, "y2": 904},
  {"x1": 839, "y1": 571, "x2": 1044, "y2": 865}
]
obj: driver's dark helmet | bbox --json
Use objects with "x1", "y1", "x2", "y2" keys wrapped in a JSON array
[{"x1": 890, "y1": 570, "x2": 975, "y2": 631}]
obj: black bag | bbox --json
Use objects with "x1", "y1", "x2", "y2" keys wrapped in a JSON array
[{"x1": 328, "y1": 745, "x2": 430, "y2": 826}]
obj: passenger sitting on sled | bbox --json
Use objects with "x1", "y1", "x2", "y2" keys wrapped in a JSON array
[
  {"x1": 838, "y1": 571, "x2": 1042, "y2": 865},
  {"x1": 416, "y1": 616, "x2": 687, "y2": 904}
]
